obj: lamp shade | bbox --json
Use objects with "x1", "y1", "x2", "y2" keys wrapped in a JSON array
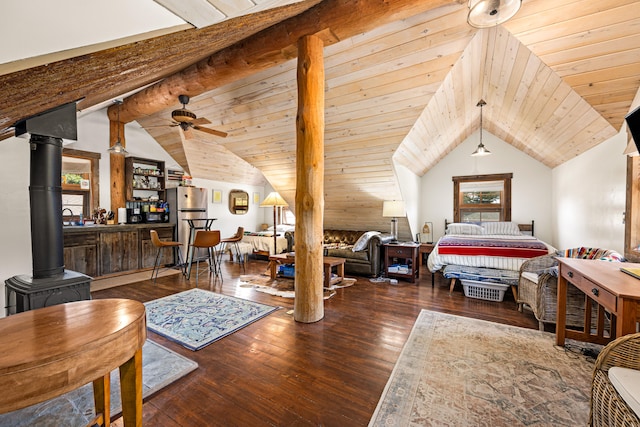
[
  {"x1": 467, "y1": 0, "x2": 521, "y2": 28},
  {"x1": 260, "y1": 191, "x2": 288, "y2": 207},
  {"x1": 382, "y1": 200, "x2": 405, "y2": 217}
]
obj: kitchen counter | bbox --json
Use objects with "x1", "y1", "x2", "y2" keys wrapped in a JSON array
[{"x1": 63, "y1": 223, "x2": 175, "y2": 278}]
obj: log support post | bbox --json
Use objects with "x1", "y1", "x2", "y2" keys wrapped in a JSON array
[
  {"x1": 109, "y1": 120, "x2": 126, "y2": 223},
  {"x1": 294, "y1": 34, "x2": 325, "y2": 323}
]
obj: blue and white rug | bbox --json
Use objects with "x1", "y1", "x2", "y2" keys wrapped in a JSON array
[
  {"x1": 0, "y1": 340, "x2": 197, "y2": 427},
  {"x1": 145, "y1": 288, "x2": 279, "y2": 350}
]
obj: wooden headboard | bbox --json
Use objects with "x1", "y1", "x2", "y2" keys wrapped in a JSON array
[{"x1": 443, "y1": 220, "x2": 535, "y2": 236}]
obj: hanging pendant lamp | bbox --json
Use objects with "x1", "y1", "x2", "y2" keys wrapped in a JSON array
[
  {"x1": 107, "y1": 99, "x2": 128, "y2": 155},
  {"x1": 467, "y1": 0, "x2": 522, "y2": 29},
  {"x1": 471, "y1": 99, "x2": 491, "y2": 157}
]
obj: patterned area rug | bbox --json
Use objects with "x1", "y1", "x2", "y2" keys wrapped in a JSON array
[
  {"x1": 0, "y1": 340, "x2": 197, "y2": 427},
  {"x1": 369, "y1": 310, "x2": 601, "y2": 426},
  {"x1": 145, "y1": 288, "x2": 279, "y2": 350},
  {"x1": 239, "y1": 274, "x2": 356, "y2": 299}
]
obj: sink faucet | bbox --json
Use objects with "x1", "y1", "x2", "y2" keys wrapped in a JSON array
[{"x1": 62, "y1": 208, "x2": 74, "y2": 223}]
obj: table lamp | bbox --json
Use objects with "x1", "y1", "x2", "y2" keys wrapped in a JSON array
[{"x1": 382, "y1": 200, "x2": 405, "y2": 242}]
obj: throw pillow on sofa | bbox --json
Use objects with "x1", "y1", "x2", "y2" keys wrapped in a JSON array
[{"x1": 352, "y1": 231, "x2": 380, "y2": 252}]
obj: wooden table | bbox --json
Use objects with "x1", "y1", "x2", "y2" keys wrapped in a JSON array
[
  {"x1": 268, "y1": 253, "x2": 346, "y2": 288},
  {"x1": 0, "y1": 299, "x2": 147, "y2": 426},
  {"x1": 556, "y1": 258, "x2": 640, "y2": 347}
]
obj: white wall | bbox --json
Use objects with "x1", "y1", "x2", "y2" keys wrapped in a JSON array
[
  {"x1": 395, "y1": 163, "x2": 421, "y2": 240},
  {"x1": 552, "y1": 129, "x2": 627, "y2": 253},
  {"x1": 420, "y1": 130, "x2": 553, "y2": 245}
]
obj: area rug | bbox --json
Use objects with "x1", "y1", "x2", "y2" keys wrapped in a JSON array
[
  {"x1": 239, "y1": 274, "x2": 356, "y2": 299},
  {"x1": 0, "y1": 340, "x2": 197, "y2": 427},
  {"x1": 145, "y1": 288, "x2": 279, "y2": 350},
  {"x1": 369, "y1": 310, "x2": 602, "y2": 427}
]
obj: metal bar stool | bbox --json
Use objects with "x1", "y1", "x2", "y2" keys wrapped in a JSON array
[
  {"x1": 150, "y1": 230, "x2": 185, "y2": 283},
  {"x1": 188, "y1": 230, "x2": 222, "y2": 286},
  {"x1": 221, "y1": 227, "x2": 245, "y2": 272}
]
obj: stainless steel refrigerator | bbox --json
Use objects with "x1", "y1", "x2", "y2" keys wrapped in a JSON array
[{"x1": 167, "y1": 187, "x2": 208, "y2": 262}]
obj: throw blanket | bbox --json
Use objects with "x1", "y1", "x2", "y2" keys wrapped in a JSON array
[{"x1": 429, "y1": 234, "x2": 553, "y2": 272}]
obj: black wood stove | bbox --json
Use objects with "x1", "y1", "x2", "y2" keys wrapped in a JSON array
[{"x1": 5, "y1": 103, "x2": 91, "y2": 315}]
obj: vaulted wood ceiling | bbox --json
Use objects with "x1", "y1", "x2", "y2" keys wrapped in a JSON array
[{"x1": 2, "y1": 0, "x2": 639, "y2": 235}]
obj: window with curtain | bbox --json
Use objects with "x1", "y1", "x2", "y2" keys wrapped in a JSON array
[{"x1": 453, "y1": 173, "x2": 512, "y2": 223}]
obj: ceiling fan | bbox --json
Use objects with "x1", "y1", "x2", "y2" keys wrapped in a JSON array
[{"x1": 167, "y1": 94, "x2": 228, "y2": 140}]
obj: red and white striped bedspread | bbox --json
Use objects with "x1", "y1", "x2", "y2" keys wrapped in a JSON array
[{"x1": 428, "y1": 234, "x2": 554, "y2": 272}]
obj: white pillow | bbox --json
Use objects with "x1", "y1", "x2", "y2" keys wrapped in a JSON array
[
  {"x1": 352, "y1": 231, "x2": 381, "y2": 252},
  {"x1": 446, "y1": 223, "x2": 484, "y2": 235},
  {"x1": 608, "y1": 367, "x2": 640, "y2": 419},
  {"x1": 481, "y1": 221, "x2": 522, "y2": 235}
]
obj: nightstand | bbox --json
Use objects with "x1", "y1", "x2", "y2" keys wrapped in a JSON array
[{"x1": 383, "y1": 242, "x2": 420, "y2": 283}]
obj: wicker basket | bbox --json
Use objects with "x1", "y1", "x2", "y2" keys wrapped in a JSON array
[{"x1": 461, "y1": 280, "x2": 508, "y2": 302}]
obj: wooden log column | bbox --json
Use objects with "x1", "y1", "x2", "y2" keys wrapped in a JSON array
[
  {"x1": 109, "y1": 119, "x2": 126, "y2": 223},
  {"x1": 294, "y1": 34, "x2": 325, "y2": 323}
]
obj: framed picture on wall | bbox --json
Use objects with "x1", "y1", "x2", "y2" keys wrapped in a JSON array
[{"x1": 213, "y1": 189, "x2": 222, "y2": 204}]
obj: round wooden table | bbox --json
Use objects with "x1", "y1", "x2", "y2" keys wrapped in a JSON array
[{"x1": 0, "y1": 299, "x2": 147, "y2": 426}]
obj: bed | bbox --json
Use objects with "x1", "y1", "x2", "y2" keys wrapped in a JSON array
[
  {"x1": 427, "y1": 220, "x2": 555, "y2": 301},
  {"x1": 241, "y1": 225, "x2": 294, "y2": 256}
]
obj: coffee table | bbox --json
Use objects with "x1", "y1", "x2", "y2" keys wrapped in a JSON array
[{"x1": 268, "y1": 253, "x2": 346, "y2": 289}]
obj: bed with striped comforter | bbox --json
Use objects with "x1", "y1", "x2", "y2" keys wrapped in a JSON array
[{"x1": 428, "y1": 234, "x2": 553, "y2": 273}]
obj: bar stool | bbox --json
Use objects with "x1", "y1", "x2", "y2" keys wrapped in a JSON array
[
  {"x1": 188, "y1": 230, "x2": 222, "y2": 285},
  {"x1": 221, "y1": 227, "x2": 245, "y2": 272},
  {"x1": 150, "y1": 230, "x2": 184, "y2": 283}
]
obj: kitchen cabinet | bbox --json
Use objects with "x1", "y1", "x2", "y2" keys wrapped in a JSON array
[{"x1": 63, "y1": 224, "x2": 174, "y2": 277}]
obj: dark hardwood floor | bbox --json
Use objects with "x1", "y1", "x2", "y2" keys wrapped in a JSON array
[{"x1": 94, "y1": 257, "x2": 539, "y2": 426}]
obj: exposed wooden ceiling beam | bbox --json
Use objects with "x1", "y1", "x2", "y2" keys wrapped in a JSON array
[
  {"x1": 0, "y1": 0, "x2": 322, "y2": 140},
  {"x1": 113, "y1": 0, "x2": 459, "y2": 123}
]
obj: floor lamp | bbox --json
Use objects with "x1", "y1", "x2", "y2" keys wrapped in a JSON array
[{"x1": 260, "y1": 192, "x2": 289, "y2": 254}]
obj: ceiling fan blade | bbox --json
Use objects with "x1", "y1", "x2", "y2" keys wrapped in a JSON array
[
  {"x1": 183, "y1": 127, "x2": 194, "y2": 139},
  {"x1": 178, "y1": 127, "x2": 188, "y2": 145},
  {"x1": 192, "y1": 117, "x2": 211, "y2": 125},
  {"x1": 193, "y1": 125, "x2": 228, "y2": 138}
]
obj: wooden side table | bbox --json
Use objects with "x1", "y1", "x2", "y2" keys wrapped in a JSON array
[
  {"x1": 384, "y1": 242, "x2": 420, "y2": 283},
  {"x1": 0, "y1": 299, "x2": 147, "y2": 426}
]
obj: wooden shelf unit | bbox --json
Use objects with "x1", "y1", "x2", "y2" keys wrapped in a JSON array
[{"x1": 125, "y1": 156, "x2": 166, "y2": 202}]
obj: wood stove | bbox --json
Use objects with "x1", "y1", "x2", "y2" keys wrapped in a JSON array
[{"x1": 4, "y1": 103, "x2": 91, "y2": 315}]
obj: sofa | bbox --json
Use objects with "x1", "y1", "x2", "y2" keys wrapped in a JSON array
[{"x1": 322, "y1": 230, "x2": 393, "y2": 277}]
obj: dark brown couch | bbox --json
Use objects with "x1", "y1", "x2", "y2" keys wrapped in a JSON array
[{"x1": 322, "y1": 230, "x2": 392, "y2": 277}]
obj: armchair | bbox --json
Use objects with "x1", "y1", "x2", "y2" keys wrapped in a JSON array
[
  {"x1": 517, "y1": 247, "x2": 624, "y2": 331},
  {"x1": 590, "y1": 332, "x2": 640, "y2": 426}
]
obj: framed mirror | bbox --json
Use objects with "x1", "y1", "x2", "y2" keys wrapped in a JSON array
[{"x1": 229, "y1": 190, "x2": 249, "y2": 215}]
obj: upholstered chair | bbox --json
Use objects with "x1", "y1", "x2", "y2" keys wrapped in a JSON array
[{"x1": 517, "y1": 247, "x2": 624, "y2": 331}]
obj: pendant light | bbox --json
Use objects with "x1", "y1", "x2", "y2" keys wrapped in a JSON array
[
  {"x1": 467, "y1": 0, "x2": 522, "y2": 29},
  {"x1": 471, "y1": 99, "x2": 491, "y2": 157},
  {"x1": 107, "y1": 99, "x2": 128, "y2": 155}
]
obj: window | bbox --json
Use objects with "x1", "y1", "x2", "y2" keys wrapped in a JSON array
[
  {"x1": 62, "y1": 149, "x2": 100, "y2": 221},
  {"x1": 453, "y1": 173, "x2": 512, "y2": 223}
]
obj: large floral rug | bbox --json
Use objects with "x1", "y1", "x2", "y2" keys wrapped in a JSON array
[
  {"x1": 369, "y1": 310, "x2": 601, "y2": 426},
  {"x1": 145, "y1": 288, "x2": 279, "y2": 350},
  {"x1": 0, "y1": 340, "x2": 197, "y2": 427}
]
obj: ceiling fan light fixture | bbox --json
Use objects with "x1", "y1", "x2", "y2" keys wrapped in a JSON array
[
  {"x1": 467, "y1": 0, "x2": 521, "y2": 28},
  {"x1": 172, "y1": 108, "x2": 197, "y2": 123}
]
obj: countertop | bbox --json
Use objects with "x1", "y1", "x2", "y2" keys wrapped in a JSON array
[{"x1": 62, "y1": 223, "x2": 174, "y2": 233}]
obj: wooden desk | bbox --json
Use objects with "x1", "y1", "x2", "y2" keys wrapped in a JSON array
[
  {"x1": 0, "y1": 299, "x2": 147, "y2": 426},
  {"x1": 556, "y1": 258, "x2": 640, "y2": 347}
]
